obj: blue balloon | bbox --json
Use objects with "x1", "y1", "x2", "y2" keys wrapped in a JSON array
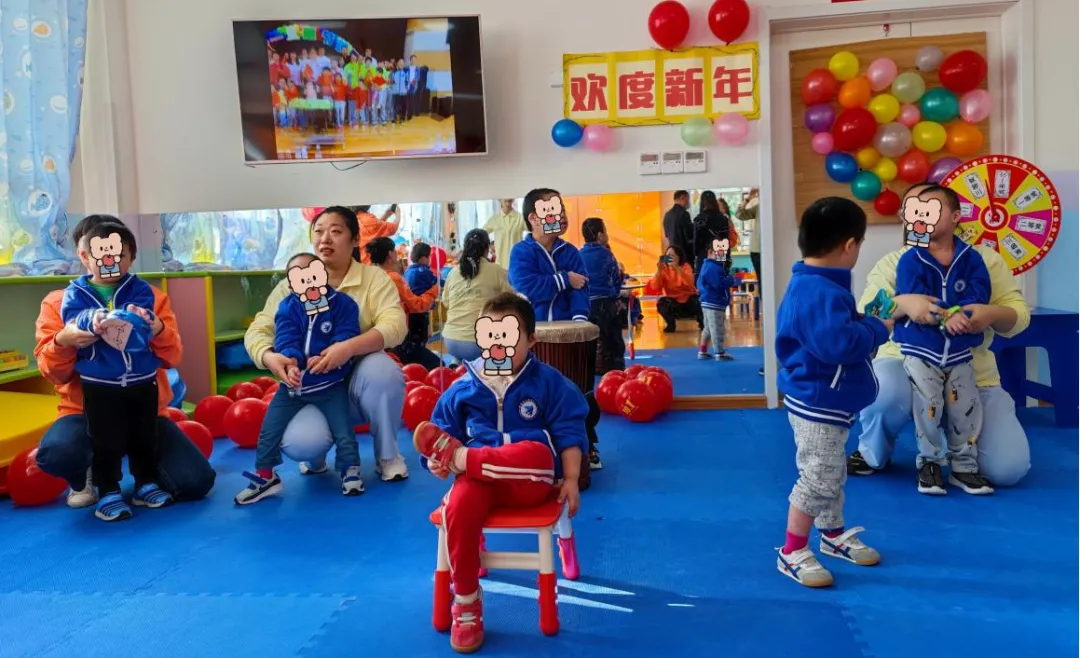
[
  {"x1": 825, "y1": 152, "x2": 858, "y2": 183},
  {"x1": 551, "y1": 119, "x2": 584, "y2": 148}
]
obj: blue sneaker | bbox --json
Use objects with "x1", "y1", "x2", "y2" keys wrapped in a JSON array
[
  {"x1": 132, "y1": 483, "x2": 175, "y2": 509},
  {"x1": 341, "y1": 465, "x2": 365, "y2": 496},
  {"x1": 95, "y1": 492, "x2": 133, "y2": 522},
  {"x1": 235, "y1": 471, "x2": 283, "y2": 505}
]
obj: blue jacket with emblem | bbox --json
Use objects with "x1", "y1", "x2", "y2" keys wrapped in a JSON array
[
  {"x1": 697, "y1": 258, "x2": 736, "y2": 310},
  {"x1": 893, "y1": 237, "x2": 991, "y2": 368},
  {"x1": 579, "y1": 242, "x2": 622, "y2": 301},
  {"x1": 428, "y1": 354, "x2": 590, "y2": 479},
  {"x1": 274, "y1": 286, "x2": 361, "y2": 395},
  {"x1": 60, "y1": 274, "x2": 161, "y2": 387},
  {"x1": 775, "y1": 262, "x2": 891, "y2": 427},
  {"x1": 508, "y1": 235, "x2": 591, "y2": 322},
  {"x1": 404, "y1": 263, "x2": 438, "y2": 296}
]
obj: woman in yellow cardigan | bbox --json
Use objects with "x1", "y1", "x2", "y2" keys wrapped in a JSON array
[
  {"x1": 244, "y1": 206, "x2": 411, "y2": 483},
  {"x1": 440, "y1": 229, "x2": 517, "y2": 363}
]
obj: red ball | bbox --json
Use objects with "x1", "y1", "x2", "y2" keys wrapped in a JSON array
[
  {"x1": 403, "y1": 385, "x2": 441, "y2": 431},
  {"x1": 831, "y1": 108, "x2": 877, "y2": 152},
  {"x1": 639, "y1": 372, "x2": 674, "y2": 412},
  {"x1": 401, "y1": 363, "x2": 429, "y2": 383},
  {"x1": 227, "y1": 381, "x2": 263, "y2": 401},
  {"x1": 353, "y1": 423, "x2": 371, "y2": 434},
  {"x1": 405, "y1": 380, "x2": 426, "y2": 397},
  {"x1": 262, "y1": 391, "x2": 276, "y2": 405},
  {"x1": 639, "y1": 366, "x2": 672, "y2": 382},
  {"x1": 873, "y1": 189, "x2": 902, "y2": 216},
  {"x1": 426, "y1": 366, "x2": 456, "y2": 392},
  {"x1": 223, "y1": 398, "x2": 269, "y2": 448},
  {"x1": 386, "y1": 351, "x2": 403, "y2": 367},
  {"x1": 615, "y1": 380, "x2": 658, "y2": 423},
  {"x1": 194, "y1": 395, "x2": 234, "y2": 437},
  {"x1": 595, "y1": 375, "x2": 624, "y2": 414},
  {"x1": 648, "y1": 0, "x2": 691, "y2": 50},
  {"x1": 624, "y1": 364, "x2": 648, "y2": 380},
  {"x1": 7, "y1": 447, "x2": 67, "y2": 507},
  {"x1": 707, "y1": 0, "x2": 750, "y2": 44},
  {"x1": 938, "y1": 50, "x2": 987, "y2": 94},
  {"x1": 252, "y1": 376, "x2": 277, "y2": 392},
  {"x1": 801, "y1": 68, "x2": 838, "y2": 105},
  {"x1": 177, "y1": 420, "x2": 214, "y2": 459},
  {"x1": 163, "y1": 406, "x2": 188, "y2": 424}
]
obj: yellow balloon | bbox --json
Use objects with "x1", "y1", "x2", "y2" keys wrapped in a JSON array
[
  {"x1": 855, "y1": 147, "x2": 881, "y2": 170},
  {"x1": 912, "y1": 120, "x2": 947, "y2": 153},
  {"x1": 828, "y1": 51, "x2": 860, "y2": 82},
  {"x1": 871, "y1": 157, "x2": 898, "y2": 183},
  {"x1": 867, "y1": 94, "x2": 900, "y2": 124}
]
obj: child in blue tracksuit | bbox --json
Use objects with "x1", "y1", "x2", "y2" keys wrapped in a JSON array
[
  {"x1": 235, "y1": 253, "x2": 363, "y2": 505},
  {"x1": 696, "y1": 239, "x2": 736, "y2": 361},
  {"x1": 775, "y1": 197, "x2": 893, "y2": 589},
  {"x1": 403, "y1": 241, "x2": 440, "y2": 359},
  {"x1": 893, "y1": 184, "x2": 993, "y2": 496},
  {"x1": 580, "y1": 217, "x2": 625, "y2": 374},
  {"x1": 60, "y1": 220, "x2": 174, "y2": 522},
  {"x1": 412, "y1": 292, "x2": 588, "y2": 654}
]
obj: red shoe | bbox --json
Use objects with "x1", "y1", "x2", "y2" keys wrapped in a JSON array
[
  {"x1": 450, "y1": 590, "x2": 484, "y2": 653},
  {"x1": 413, "y1": 422, "x2": 464, "y2": 474}
]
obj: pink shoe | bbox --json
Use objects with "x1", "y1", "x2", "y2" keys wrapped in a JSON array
[
  {"x1": 450, "y1": 591, "x2": 484, "y2": 653},
  {"x1": 558, "y1": 535, "x2": 580, "y2": 580}
]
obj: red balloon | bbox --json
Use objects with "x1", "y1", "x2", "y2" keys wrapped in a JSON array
[
  {"x1": 426, "y1": 366, "x2": 456, "y2": 392},
  {"x1": 403, "y1": 385, "x2": 441, "y2": 431},
  {"x1": 453, "y1": 364, "x2": 468, "y2": 378},
  {"x1": 938, "y1": 50, "x2": 987, "y2": 94},
  {"x1": 227, "y1": 382, "x2": 263, "y2": 401},
  {"x1": 600, "y1": 370, "x2": 627, "y2": 385},
  {"x1": 707, "y1": 0, "x2": 750, "y2": 44},
  {"x1": 262, "y1": 391, "x2": 276, "y2": 405},
  {"x1": 353, "y1": 424, "x2": 371, "y2": 434},
  {"x1": 639, "y1": 366, "x2": 672, "y2": 383},
  {"x1": 639, "y1": 372, "x2": 674, "y2": 412},
  {"x1": 405, "y1": 380, "x2": 426, "y2": 397},
  {"x1": 831, "y1": 108, "x2": 877, "y2": 152},
  {"x1": 801, "y1": 69, "x2": 838, "y2": 105},
  {"x1": 386, "y1": 351, "x2": 403, "y2": 367},
  {"x1": 897, "y1": 149, "x2": 931, "y2": 184},
  {"x1": 401, "y1": 363, "x2": 429, "y2": 384},
  {"x1": 194, "y1": 395, "x2": 234, "y2": 437},
  {"x1": 625, "y1": 364, "x2": 648, "y2": 380},
  {"x1": 615, "y1": 380, "x2": 658, "y2": 423},
  {"x1": 177, "y1": 420, "x2": 214, "y2": 459},
  {"x1": 7, "y1": 447, "x2": 67, "y2": 507},
  {"x1": 873, "y1": 189, "x2": 902, "y2": 215},
  {"x1": 595, "y1": 376, "x2": 625, "y2": 414},
  {"x1": 252, "y1": 376, "x2": 277, "y2": 392},
  {"x1": 223, "y1": 398, "x2": 269, "y2": 448},
  {"x1": 163, "y1": 406, "x2": 188, "y2": 424},
  {"x1": 648, "y1": 1, "x2": 691, "y2": 50}
]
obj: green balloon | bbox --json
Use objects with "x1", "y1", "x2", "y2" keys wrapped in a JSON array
[
  {"x1": 919, "y1": 87, "x2": 959, "y2": 122},
  {"x1": 891, "y1": 71, "x2": 926, "y2": 104},
  {"x1": 851, "y1": 171, "x2": 882, "y2": 201},
  {"x1": 681, "y1": 117, "x2": 713, "y2": 147}
]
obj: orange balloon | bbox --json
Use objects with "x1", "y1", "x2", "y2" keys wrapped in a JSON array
[
  {"x1": 838, "y1": 76, "x2": 872, "y2": 109},
  {"x1": 945, "y1": 121, "x2": 983, "y2": 156}
]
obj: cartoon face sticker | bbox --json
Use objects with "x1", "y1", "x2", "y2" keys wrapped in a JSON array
[
  {"x1": 902, "y1": 197, "x2": 942, "y2": 248},
  {"x1": 711, "y1": 238, "x2": 730, "y2": 262},
  {"x1": 531, "y1": 195, "x2": 565, "y2": 236},
  {"x1": 287, "y1": 258, "x2": 330, "y2": 316},
  {"x1": 475, "y1": 314, "x2": 520, "y2": 376},
  {"x1": 89, "y1": 232, "x2": 124, "y2": 279}
]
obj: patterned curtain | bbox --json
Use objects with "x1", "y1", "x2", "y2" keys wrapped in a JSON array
[{"x1": 0, "y1": 0, "x2": 88, "y2": 275}]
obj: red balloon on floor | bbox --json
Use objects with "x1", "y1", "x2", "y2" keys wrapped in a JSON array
[
  {"x1": 640, "y1": 366, "x2": 671, "y2": 382},
  {"x1": 426, "y1": 366, "x2": 456, "y2": 392},
  {"x1": 252, "y1": 376, "x2": 277, "y2": 392},
  {"x1": 227, "y1": 382, "x2": 263, "y2": 401},
  {"x1": 7, "y1": 447, "x2": 67, "y2": 507},
  {"x1": 194, "y1": 395, "x2": 234, "y2": 437},
  {"x1": 163, "y1": 406, "x2": 188, "y2": 424},
  {"x1": 403, "y1": 385, "x2": 441, "y2": 431},
  {"x1": 401, "y1": 363, "x2": 429, "y2": 383},
  {"x1": 595, "y1": 375, "x2": 625, "y2": 414},
  {"x1": 624, "y1": 364, "x2": 648, "y2": 379},
  {"x1": 223, "y1": 398, "x2": 269, "y2": 448},
  {"x1": 405, "y1": 380, "x2": 426, "y2": 397},
  {"x1": 177, "y1": 420, "x2": 214, "y2": 459},
  {"x1": 640, "y1": 372, "x2": 674, "y2": 412},
  {"x1": 386, "y1": 351, "x2": 403, "y2": 367},
  {"x1": 453, "y1": 364, "x2": 468, "y2": 378},
  {"x1": 616, "y1": 380, "x2": 658, "y2": 422}
]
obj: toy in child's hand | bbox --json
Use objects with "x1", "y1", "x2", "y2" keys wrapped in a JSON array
[
  {"x1": 95, "y1": 309, "x2": 152, "y2": 353},
  {"x1": 863, "y1": 289, "x2": 897, "y2": 320},
  {"x1": 287, "y1": 258, "x2": 330, "y2": 315}
]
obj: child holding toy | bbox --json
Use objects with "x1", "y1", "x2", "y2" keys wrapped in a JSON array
[
  {"x1": 235, "y1": 253, "x2": 364, "y2": 504},
  {"x1": 367, "y1": 238, "x2": 442, "y2": 370},
  {"x1": 775, "y1": 197, "x2": 894, "y2": 587},
  {"x1": 413, "y1": 292, "x2": 589, "y2": 653},
  {"x1": 579, "y1": 217, "x2": 626, "y2": 375},
  {"x1": 697, "y1": 237, "x2": 737, "y2": 361},
  {"x1": 60, "y1": 221, "x2": 175, "y2": 521}
]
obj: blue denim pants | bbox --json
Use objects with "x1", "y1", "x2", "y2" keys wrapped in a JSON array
[{"x1": 257, "y1": 382, "x2": 359, "y2": 473}]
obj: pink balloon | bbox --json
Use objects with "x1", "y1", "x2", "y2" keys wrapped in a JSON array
[
  {"x1": 866, "y1": 58, "x2": 899, "y2": 92},
  {"x1": 713, "y1": 113, "x2": 750, "y2": 146},
  {"x1": 583, "y1": 124, "x2": 614, "y2": 152},
  {"x1": 959, "y1": 89, "x2": 992, "y2": 123},
  {"x1": 897, "y1": 103, "x2": 921, "y2": 127},
  {"x1": 811, "y1": 132, "x2": 834, "y2": 155}
]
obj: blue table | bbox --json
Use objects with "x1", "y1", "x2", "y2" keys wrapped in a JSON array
[{"x1": 990, "y1": 306, "x2": 1078, "y2": 428}]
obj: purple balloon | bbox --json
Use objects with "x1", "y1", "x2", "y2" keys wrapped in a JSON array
[
  {"x1": 804, "y1": 104, "x2": 836, "y2": 133},
  {"x1": 928, "y1": 156, "x2": 963, "y2": 183}
]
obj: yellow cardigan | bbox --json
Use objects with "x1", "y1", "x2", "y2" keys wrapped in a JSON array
[
  {"x1": 245, "y1": 259, "x2": 408, "y2": 368},
  {"x1": 857, "y1": 245, "x2": 1030, "y2": 388},
  {"x1": 441, "y1": 259, "x2": 517, "y2": 343}
]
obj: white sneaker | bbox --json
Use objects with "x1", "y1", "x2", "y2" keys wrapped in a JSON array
[
  {"x1": 299, "y1": 461, "x2": 328, "y2": 475},
  {"x1": 375, "y1": 455, "x2": 409, "y2": 482},
  {"x1": 776, "y1": 546, "x2": 834, "y2": 588},
  {"x1": 341, "y1": 465, "x2": 365, "y2": 496},
  {"x1": 66, "y1": 469, "x2": 98, "y2": 509},
  {"x1": 818, "y1": 527, "x2": 881, "y2": 566}
]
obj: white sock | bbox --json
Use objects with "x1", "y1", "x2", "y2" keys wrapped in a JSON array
[
  {"x1": 455, "y1": 590, "x2": 479, "y2": 604},
  {"x1": 451, "y1": 447, "x2": 468, "y2": 474}
]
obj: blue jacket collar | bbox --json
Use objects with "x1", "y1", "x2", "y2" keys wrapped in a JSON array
[
  {"x1": 463, "y1": 353, "x2": 539, "y2": 395},
  {"x1": 791, "y1": 261, "x2": 851, "y2": 290},
  {"x1": 913, "y1": 235, "x2": 972, "y2": 272},
  {"x1": 523, "y1": 234, "x2": 567, "y2": 253}
]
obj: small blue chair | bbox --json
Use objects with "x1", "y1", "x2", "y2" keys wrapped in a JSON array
[{"x1": 991, "y1": 307, "x2": 1078, "y2": 428}]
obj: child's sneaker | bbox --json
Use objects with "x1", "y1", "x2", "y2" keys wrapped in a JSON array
[
  {"x1": 776, "y1": 546, "x2": 833, "y2": 587},
  {"x1": 299, "y1": 460, "x2": 327, "y2": 475},
  {"x1": 132, "y1": 483, "x2": 175, "y2": 508},
  {"x1": 819, "y1": 527, "x2": 880, "y2": 566},
  {"x1": 94, "y1": 492, "x2": 133, "y2": 522},
  {"x1": 67, "y1": 468, "x2": 97, "y2": 509},
  {"x1": 949, "y1": 472, "x2": 994, "y2": 495},
  {"x1": 589, "y1": 447, "x2": 603, "y2": 470},
  {"x1": 450, "y1": 590, "x2": 484, "y2": 653},
  {"x1": 697, "y1": 350, "x2": 711, "y2": 360},
  {"x1": 341, "y1": 465, "x2": 365, "y2": 496},
  {"x1": 375, "y1": 455, "x2": 410, "y2": 482},
  {"x1": 413, "y1": 421, "x2": 463, "y2": 473},
  {"x1": 714, "y1": 351, "x2": 734, "y2": 361},
  {"x1": 234, "y1": 471, "x2": 283, "y2": 505},
  {"x1": 917, "y1": 462, "x2": 947, "y2": 495},
  {"x1": 847, "y1": 450, "x2": 874, "y2": 475}
]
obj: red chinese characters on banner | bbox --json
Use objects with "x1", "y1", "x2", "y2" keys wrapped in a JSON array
[
  {"x1": 618, "y1": 69, "x2": 656, "y2": 111},
  {"x1": 665, "y1": 67, "x2": 704, "y2": 108},
  {"x1": 713, "y1": 65, "x2": 754, "y2": 106},
  {"x1": 570, "y1": 73, "x2": 608, "y2": 113}
]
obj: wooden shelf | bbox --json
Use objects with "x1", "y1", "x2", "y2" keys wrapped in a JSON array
[
  {"x1": 0, "y1": 366, "x2": 40, "y2": 385},
  {"x1": 214, "y1": 329, "x2": 248, "y2": 343}
]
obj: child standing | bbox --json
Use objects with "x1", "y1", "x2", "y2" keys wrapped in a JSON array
[
  {"x1": 775, "y1": 197, "x2": 893, "y2": 587},
  {"x1": 893, "y1": 184, "x2": 994, "y2": 496},
  {"x1": 234, "y1": 253, "x2": 364, "y2": 504},
  {"x1": 60, "y1": 221, "x2": 175, "y2": 521},
  {"x1": 331, "y1": 73, "x2": 348, "y2": 127},
  {"x1": 697, "y1": 237, "x2": 736, "y2": 361},
  {"x1": 413, "y1": 292, "x2": 588, "y2": 653},
  {"x1": 403, "y1": 241, "x2": 440, "y2": 364},
  {"x1": 579, "y1": 217, "x2": 626, "y2": 374}
]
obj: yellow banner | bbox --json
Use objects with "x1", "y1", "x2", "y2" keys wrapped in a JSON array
[{"x1": 562, "y1": 43, "x2": 760, "y2": 127}]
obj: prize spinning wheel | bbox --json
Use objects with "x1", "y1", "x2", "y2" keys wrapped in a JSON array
[{"x1": 941, "y1": 155, "x2": 1061, "y2": 276}]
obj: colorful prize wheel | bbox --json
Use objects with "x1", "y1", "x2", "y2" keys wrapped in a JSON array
[{"x1": 941, "y1": 155, "x2": 1061, "y2": 275}]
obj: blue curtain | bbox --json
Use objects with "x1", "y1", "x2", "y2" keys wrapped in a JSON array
[{"x1": 0, "y1": 0, "x2": 88, "y2": 275}]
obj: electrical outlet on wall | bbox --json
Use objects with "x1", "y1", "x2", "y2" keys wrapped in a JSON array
[
  {"x1": 661, "y1": 151, "x2": 684, "y2": 175},
  {"x1": 639, "y1": 152, "x2": 661, "y2": 175},
  {"x1": 684, "y1": 150, "x2": 707, "y2": 173}
]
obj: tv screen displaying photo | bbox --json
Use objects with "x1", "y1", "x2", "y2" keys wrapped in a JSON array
[{"x1": 232, "y1": 16, "x2": 488, "y2": 163}]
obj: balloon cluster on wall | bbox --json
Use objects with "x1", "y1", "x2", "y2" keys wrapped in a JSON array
[
  {"x1": 552, "y1": 120, "x2": 615, "y2": 151},
  {"x1": 680, "y1": 114, "x2": 751, "y2": 147},
  {"x1": 801, "y1": 46, "x2": 989, "y2": 215}
]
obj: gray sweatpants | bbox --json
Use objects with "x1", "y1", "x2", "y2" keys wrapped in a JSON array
[
  {"x1": 700, "y1": 307, "x2": 727, "y2": 354},
  {"x1": 788, "y1": 414, "x2": 847, "y2": 530},
  {"x1": 903, "y1": 357, "x2": 982, "y2": 473}
]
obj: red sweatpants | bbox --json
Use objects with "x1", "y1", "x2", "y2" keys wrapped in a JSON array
[{"x1": 442, "y1": 441, "x2": 558, "y2": 596}]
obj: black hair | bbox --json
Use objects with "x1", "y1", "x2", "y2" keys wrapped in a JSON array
[
  {"x1": 582, "y1": 217, "x2": 606, "y2": 243},
  {"x1": 521, "y1": 187, "x2": 561, "y2": 232},
  {"x1": 902, "y1": 181, "x2": 934, "y2": 197},
  {"x1": 286, "y1": 252, "x2": 320, "y2": 270},
  {"x1": 312, "y1": 206, "x2": 361, "y2": 261},
  {"x1": 914, "y1": 183, "x2": 962, "y2": 213},
  {"x1": 459, "y1": 229, "x2": 490, "y2": 280},
  {"x1": 482, "y1": 292, "x2": 537, "y2": 337},
  {"x1": 84, "y1": 219, "x2": 138, "y2": 259},
  {"x1": 410, "y1": 242, "x2": 432, "y2": 264},
  {"x1": 667, "y1": 244, "x2": 688, "y2": 266},
  {"x1": 73, "y1": 214, "x2": 125, "y2": 247},
  {"x1": 364, "y1": 236, "x2": 396, "y2": 266},
  {"x1": 699, "y1": 190, "x2": 720, "y2": 214},
  {"x1": 798, "y1": 197, "x2": 867, "y2": 258},
  {"x1": 718, "y1": 198, "x2": 731, "y2": 215},
  {"x1": 674, "y1": 190, "x2": 689, "y2": 202}
]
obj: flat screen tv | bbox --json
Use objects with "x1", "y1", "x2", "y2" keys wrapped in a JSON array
[{"x1": 232, "y1": 16, "x2": 488, "y2": 164}]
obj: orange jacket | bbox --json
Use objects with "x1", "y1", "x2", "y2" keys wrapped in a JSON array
[
  {"x1": 647, "y1": 263, "x2": 698, "y2": 303},
  {"x1": 387, "y1": 269, "x2": 439, "y2": 313},
  {"x1": 357, "y1": 212, "x2": 399, "y2": 264},
  {"x1": 34, "y1": 287, "x2": 183, "y2": 418}
]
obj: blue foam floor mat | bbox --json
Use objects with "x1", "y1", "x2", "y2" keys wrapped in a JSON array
[
  {"x1": 632, "y1": 346, "x2": 764, "y2": 395},
  {"x1": 1, "y1": 407, "x2": 1075, "y2": 657}
]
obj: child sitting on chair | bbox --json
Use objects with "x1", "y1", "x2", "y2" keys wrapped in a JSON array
[
  {"x1": 413, "y1": 292, "x2": 588, "y2": 654},
  {"x1": 697, "y1": 237, "x2": 737, "y2": 361},
  {"x1": 234, "y1": 253, "x2": 364, "y2": 505}
]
